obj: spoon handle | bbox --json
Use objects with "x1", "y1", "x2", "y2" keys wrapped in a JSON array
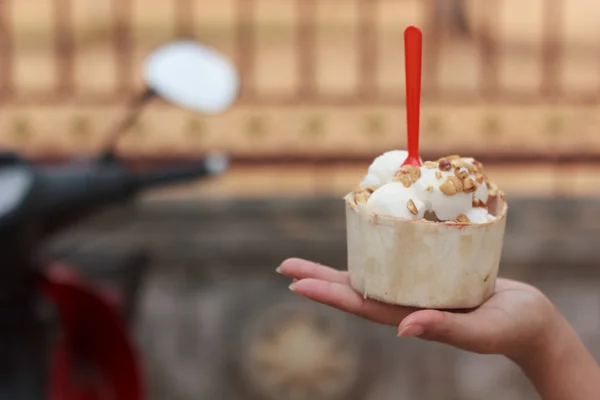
[{"x1": 404, "y1": 26, "x2": 423, "y2": 164}]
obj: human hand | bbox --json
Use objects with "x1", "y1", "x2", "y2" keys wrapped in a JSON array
[{"x1": 277, "y1": 258, "x2": 562, "y2": 361}]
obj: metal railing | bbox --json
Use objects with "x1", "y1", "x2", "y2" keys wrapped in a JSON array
[{"x1": 1, "y1": 0, "x2": 598, "y2": 106}]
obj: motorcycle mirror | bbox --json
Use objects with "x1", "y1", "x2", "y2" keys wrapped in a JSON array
[
  {"x1": 143, "y1": 41, "x2": 240, "y2": 114},
  {"x1": 101, "y1": 40, "x2": 239, "y2": 158}
]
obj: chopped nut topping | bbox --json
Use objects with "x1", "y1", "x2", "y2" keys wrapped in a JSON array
[
  {"x1": 354, "y1": 186, "x2": 377, "y2": 203},
  {"x1": 392, "y1": 173, "x2": 412, "y2": 188},
  {"x1": 435, "y1": 171, "x2": 443, "y2": 180},
  {"x1": 447, "y1": 176, "x2": 464, "y2": 193},
  {"x1": 394, "y1": 164, "x2": 422, "y2": 186},
  {"x1": 462, "y1": 177, "x2": 477, "y2": 193},
  {"x1": 456, "y1": 214, "x2": 470, "y2": 223},
  {"x1": 454, "y1": 167, "x2": 469, "y2": 180},
  {"x1": 409, "y1": 168, "x2": 421, "y2": 182},
  {"x1": 397, "y1": 165, "x2": 421, "y2": 183},
  {"x1": 451, "y1": 159, "x2": 474, "y2": 172},
  {"x1": 439, "y1": 160, "x2": 452, "y2": 171},
  {"x1": 439, "y1": 180, "x2": 457, "y2": 195},
  {"x1": 399, "y1": 165, "x2": 412, "y2": 174},
  {"x1": 475, "y1": 175, "x2": 485, "y2": 184},
  {"x1": 406, "y1": 199, "x2": 418, "y2": 215},
  {"x1": 425, "y1": 185, "x2": 434, "y2": 192},
  {"x1": 424, "y1": 161, "x2": 438, "y2": 169}
]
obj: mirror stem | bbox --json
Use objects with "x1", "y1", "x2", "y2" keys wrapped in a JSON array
[{"x1": 101, "y1": 88, "x2": 156, "y2": 160}]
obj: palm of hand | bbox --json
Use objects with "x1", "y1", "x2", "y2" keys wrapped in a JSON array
[{"x1": 278, "y1": 258, "x2": 556, "y2": 358}]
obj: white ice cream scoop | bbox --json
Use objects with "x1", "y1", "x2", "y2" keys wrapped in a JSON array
[
  {"x1": 366, "y1": 182, "x2": 426, "y2": 220},
  {"x1": 360, "y1": 150, "x2": 410, "y2": 188}
]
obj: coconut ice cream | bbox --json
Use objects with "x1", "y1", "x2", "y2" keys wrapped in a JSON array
[{"x1": 346, "y1": 150, "x2": 507, "y2": 309}]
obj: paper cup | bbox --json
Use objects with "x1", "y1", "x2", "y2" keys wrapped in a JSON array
[{"x1": 345, "y1": 193, "x2": 508, "y2": 309}]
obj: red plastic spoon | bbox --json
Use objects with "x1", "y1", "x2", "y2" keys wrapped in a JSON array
[{"x1": 401, "y1": 25, "x2": 423, "y2": 167}]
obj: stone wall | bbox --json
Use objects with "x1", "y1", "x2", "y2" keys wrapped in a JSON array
[{"x1": 47, "y1": 196, "x2": 600, "y2": 400}]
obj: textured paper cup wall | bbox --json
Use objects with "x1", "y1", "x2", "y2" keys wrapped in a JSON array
[{"x1": 345, "y1": 194, "x2": 508, "y2": 309}]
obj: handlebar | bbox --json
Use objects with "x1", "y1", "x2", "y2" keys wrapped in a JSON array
[
  {"x1": 133, "y1": 153, "x2": 228, "y2": 189},
  {"x1": 35, "y1": 153, "x2": 228, "y2": 238},
  {"x1": 0, "y1": 152, "x2": 229, "y2": 274}
]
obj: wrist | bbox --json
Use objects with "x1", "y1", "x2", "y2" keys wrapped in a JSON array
[
  {"x1": 503, "y1": 298, "x2": 567, "y2": 369},
  {"x1": 509, "y1": 312, "x2": 573, "y2": 372},
  {"x1": 510, "y1": 312, "x2": 600, "y2": 400}
]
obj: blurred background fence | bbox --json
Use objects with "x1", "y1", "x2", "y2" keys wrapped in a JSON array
[
  {"x1": 2, "y1": 0, "x2": 599, "y2": 105},
  {"x1": 3, "y1": 1, "x2": 600, "y2": 399}
]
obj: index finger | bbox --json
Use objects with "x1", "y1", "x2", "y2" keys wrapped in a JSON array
[
  {"x1": 277, "y1": 258, "x2": 350, "y2": 284},
  {"x1": 289, "y1": 278, "x2": 416, "y2": 327}
]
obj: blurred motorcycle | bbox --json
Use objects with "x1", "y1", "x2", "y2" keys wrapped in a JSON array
[{"x1": 0, "y1": 40, "x2": 239, "y2": 400}]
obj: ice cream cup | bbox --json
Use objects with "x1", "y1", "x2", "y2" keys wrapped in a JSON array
[{"x1": 345, "y1": 192, "x2": 508, "y2": 309}]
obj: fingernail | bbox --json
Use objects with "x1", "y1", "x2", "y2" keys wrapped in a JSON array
[
  {"x1": 398, "y1": 324, "x2": 424, "y2": 337},
  {"x1": 275, "y1": 267, "x2": 281, "y2": 274},
  {"x1": 289, "y1": 283, "x2": 296, "y2": 292}
]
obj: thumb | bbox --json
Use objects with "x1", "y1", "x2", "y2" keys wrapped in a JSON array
[{"x1": 398, "y1": 309, "x2": 500, "y2": 353}]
